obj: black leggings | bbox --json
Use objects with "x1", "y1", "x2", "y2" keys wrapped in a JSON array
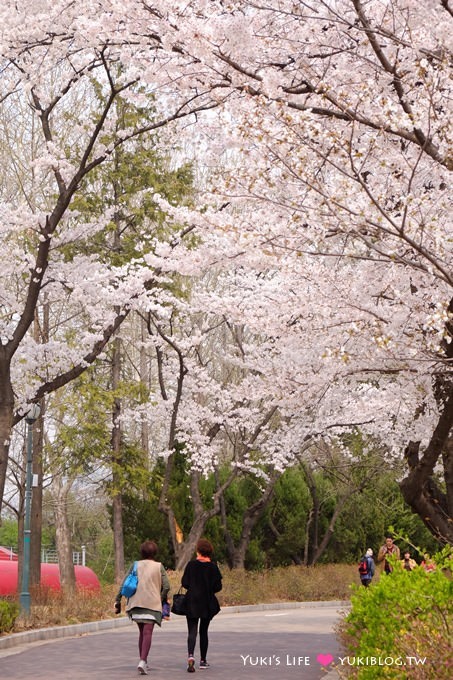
[{"x1": 186, "y1": 617, "x2": 211, "y2": 660}]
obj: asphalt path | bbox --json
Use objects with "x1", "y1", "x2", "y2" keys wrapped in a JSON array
[{"x1": 0, "y1": 603, "x2": 346, "y2": 679}]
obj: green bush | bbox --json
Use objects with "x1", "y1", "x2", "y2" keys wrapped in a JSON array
[
  {"x1": 0, "y1": 599, "x2": 20, "y2": 633},
  {"x1": 338, "y1": 547, "x2": 452, "y2": 679}
]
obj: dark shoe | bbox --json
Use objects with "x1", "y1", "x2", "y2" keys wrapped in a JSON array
[
  {"x1": 187, "y1": 657, "x2": 195, "y2": 673},
  {"x1": 199, "y1": 660, "x2": 210, "y2": 669}
]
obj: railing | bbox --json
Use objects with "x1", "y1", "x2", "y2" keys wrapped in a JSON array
[
  {"x1": 42, "y1": 548, "x2": 58, "y2": 563},
  {"x1": 0, "y1": 546, "x2": 17, "y2": 561},
  {"x1": 1, "y1": 545, "x2": 86, "y2": 566},
  {"x1": 42, "y1": 547, "x2": 86, "y2": 566}
]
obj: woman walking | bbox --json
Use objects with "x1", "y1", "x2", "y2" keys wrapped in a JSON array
[
  {"x1": 181, "y1": 538, "x2": 222, "y2": 672},
  {"x1": 115, "y1": 540, "x2": 170, "y2": 675}
]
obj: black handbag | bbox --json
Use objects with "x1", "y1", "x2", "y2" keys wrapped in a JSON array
[{"x1": 171, "y1": 588, "x2": 187, "y2": 615}]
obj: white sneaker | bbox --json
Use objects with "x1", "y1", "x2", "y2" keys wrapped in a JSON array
[{"x1": 137, "y1": 660, "x2": 148, "y2": 675}]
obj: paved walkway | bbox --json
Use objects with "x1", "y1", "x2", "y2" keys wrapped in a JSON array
[{"x1": 0, "y1": 602, "x2": 347, "y2": 679}]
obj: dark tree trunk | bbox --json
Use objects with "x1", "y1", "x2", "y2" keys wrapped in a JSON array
[
  {"x1": 301, "y1": 463, "x2": 319, "y2": 565},
  {"x1": 309, "y1": 496, "x2": 349, "y2": 565},
  {"x1": 230, "y1": 474, "x2": 280, "y2": 569},
  {"x1": 443, "y1": 439, "x2": 453, "y2": 521},
  {"x1": 0, "y1": 355, "x2": 15, "y2": 516},
  {"x1": 173, "y1": 470, "x2": 220, "y2": 570},
  {"x1": 111, "y1": 336, "x2": 125, "y2": 582},
  {"x1": 400, "y1": 383, "x2": 453, "y2": 544},
  {"x1": 216, "y1": 470, "x2": 235, "y2": 569},
  {"x1": 30, "y1": 304, "x2": 49, "y2": 587}
]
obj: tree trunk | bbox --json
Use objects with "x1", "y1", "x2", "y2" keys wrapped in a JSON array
[
  {"x1": 54, "y1": 479, "x2": 76, "y2": 592},
  {"x1": 230, "y1": 474, "x2": 280, "y2": 569},
  {"x1": 400, "y1": 384, "x2": 453, "y2": 544},
  {"x1": 443, "y1": 439, "x2": 453, "y2": 521},
  {"x1": 0, "y1": 354, "x2": 15, "y2": 516},
  {"x1": 309, "y1": 496, "x2": 349, "y2": 565},
  {"x1": 111, "y1": 336, "x2": 125, "y2": 582},
  {"x1": 309, "y1": 476, "x2": 372, "y2": 565},
  {"x1": 140, "y1": 317, "x2": 150, "y2": 454},
  {"x1": 112, "y1": 492, "x2": 125, "y2": 581},
  {"x1": 174, "y1": 471, "x2": 215, "y2": 570},
  {"x1": 30, "y1": 302, "x2": 49, "y2": 586},
  {"x1": 174, "y1": 520, "x2": 207, "y2": 571},
  {"x1": 215, "y1": 470, "x2": 235, "y2": 569},
  {"x1": 267, "y1": 514, "x2": 303, "y2": 565},
  {"x1": 301, "y1": 463, "x2": 319, "y2": 566},
  {"x1": 303, "y1": 508, "x2": 314, "y2": 567}
]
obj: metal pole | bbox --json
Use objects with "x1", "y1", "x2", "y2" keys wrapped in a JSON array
[
  {"x1": 20, "y1": 420, "x2": 33, "y2": 614},
  {"x1": 19, "y1": 403, "x2": 40, "y2": 615}
]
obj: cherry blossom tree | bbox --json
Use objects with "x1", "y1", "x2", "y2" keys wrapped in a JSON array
[
  {"x1": 144, "y1": 0, "x2": 452, "y2": 541},
  {"x1": 1, "y1": 0, "x2": 451, "y2": 547},
  {"x1": 0, "y1": 0, "x2": 219, "y2": 513}
]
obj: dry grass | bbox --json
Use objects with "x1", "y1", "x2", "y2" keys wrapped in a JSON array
[
  {"x1": 9, "y1": 563, "x2": 353, "y2": 634},
  {"x1": 218, "y1": 564, "x2": 353, "y2": 605}
]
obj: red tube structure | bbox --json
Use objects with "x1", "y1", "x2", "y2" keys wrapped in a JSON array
[{"x1": 0, "y1": 560, "x2": 100, "y2": 596}]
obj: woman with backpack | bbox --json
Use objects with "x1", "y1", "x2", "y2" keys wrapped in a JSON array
[{"x1": 358, "y1": 548, "x2": 376, "y2": 586}]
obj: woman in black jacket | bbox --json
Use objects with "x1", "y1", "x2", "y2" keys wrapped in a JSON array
[{"x1": 181, "y1": 538, "x2": 222, "y2": 672}]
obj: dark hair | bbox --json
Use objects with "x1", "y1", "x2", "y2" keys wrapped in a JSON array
[
  {"x1": 140, "y1": 540, "x2": 158, "y2": 559},
  {"x1": 196, "y1": 538, "x2": 213, "y2": 557}
]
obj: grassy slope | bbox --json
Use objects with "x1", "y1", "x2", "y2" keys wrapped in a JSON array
[{"x1": 8, "y1": 563, "x2": 355, "y2": 633}]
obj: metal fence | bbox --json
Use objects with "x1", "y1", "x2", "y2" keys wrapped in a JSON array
[
  {"x1": 42, "y1": 547, "x2": 86, "y2": 565},
  {"x1": 1, "y1": 545, "x2": 86, "y2": 566}
]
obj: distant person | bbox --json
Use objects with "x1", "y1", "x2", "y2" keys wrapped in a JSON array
[
  {"x1": 358, "y1": 548, "x2": 375, "y2": 586},
  {"x1": 377, "y1": 536, "x2": 400, "y2": 574},
  {"x1": 115, "y1": 540, "x2": 170, "y2": 675},
  {"x1": 181, "y1": 538, "x2": 222, "y2": 672},
  {"x1": 421, "y1": 553, "x2": 436, "y2": 573},
  {"x1": 401, "y1": 550, "x2": 417, "y2": 571}
]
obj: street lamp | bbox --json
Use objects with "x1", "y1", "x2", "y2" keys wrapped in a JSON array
[{"x1": 20, "y1": 403, "x2": 41, "y2": 614}]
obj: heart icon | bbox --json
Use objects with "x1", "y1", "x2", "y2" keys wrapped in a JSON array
[{"x1": 317, "y1": 654, "x2": 334, "y2": 666}]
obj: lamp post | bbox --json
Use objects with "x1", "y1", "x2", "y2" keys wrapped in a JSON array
[{"x1": 20, "y1": 403, "x2": 41, "y2": 614}]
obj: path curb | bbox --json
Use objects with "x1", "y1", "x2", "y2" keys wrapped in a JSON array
[{"x1": 0, "y1": 615, "x2": 131, "y2": 650}]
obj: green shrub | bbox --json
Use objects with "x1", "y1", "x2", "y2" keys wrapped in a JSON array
[
  {"x1": 0, "y1": 599, "x2": 20, "y2": 633},
  {"x1": 338, "y1": 547, "x2": 452, "y2": 679}
]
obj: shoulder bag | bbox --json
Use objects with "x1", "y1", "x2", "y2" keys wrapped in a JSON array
[{"x1": 120, "y1": 561, "x2": 138, "y2": 598}]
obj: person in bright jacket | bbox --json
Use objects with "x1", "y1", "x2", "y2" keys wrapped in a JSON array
[
  {"x1": 181, "y1": 538, "x2": 222, "y2": 672},
  {"x1": 377, "y1": 536, "x2": 400, "y2": 574}
]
